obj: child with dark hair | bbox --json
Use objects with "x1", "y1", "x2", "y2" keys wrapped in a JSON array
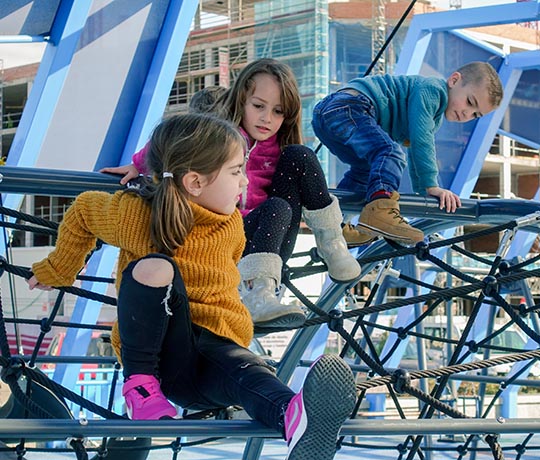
[
  {"x1": 313, "y1": 61, "x2": 503, "y2": 245},
  {"x1": 29, "y1": 113, "x2": 357, "y2": 460}
]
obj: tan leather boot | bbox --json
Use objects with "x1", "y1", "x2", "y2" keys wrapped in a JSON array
[
  {"x1": 359, "y1": 192, "x2": 424, "y2": 245},
  {"x1": 342, "y1": 223, "x2": 376, "y2": 247}
]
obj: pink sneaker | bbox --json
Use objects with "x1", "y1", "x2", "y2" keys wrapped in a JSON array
[
  {"x1": 285, "y1": 355, "x2": 356, "y2": 460},
  {"x1": 122, "y1": 374, "x2": 177, "y2": 420}
]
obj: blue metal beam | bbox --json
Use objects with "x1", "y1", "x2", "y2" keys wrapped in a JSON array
[
  {"x1": 451, "y1": 50, "x2": 540, "y2": 197},
  {"x1": 396, "y1": 1, "x2": 539, "y2": 75},
  {"x1": 6, "y1": 0, "x2": 92, "y2": 168},
  {"x1": 121, "y1": 0, "x2": 199, "y2": 164}
]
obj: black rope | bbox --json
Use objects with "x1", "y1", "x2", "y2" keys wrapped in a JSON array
[
  {"x1": 69, "y1": 438, "x2": 89, "y2": 460},
  {"x1": 0, "y1": 200, "x2": 538, "y2": 459},
  {"x1": 0, "y1": 205, "x2": 60, "y2": 229},
  {"x1": 0, "y1": 220, "x2": 58, "y2": 237},
  {"x1": 0, "y1": 260, "x2": 117, "y2": 305}
]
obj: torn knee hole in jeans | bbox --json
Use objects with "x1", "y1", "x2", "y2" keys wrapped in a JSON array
[
  {"x1": 161, "y1": 283, "x2": 173, "y2": 316},
  {"x1": 239, "y1": 361, "x2": 276, "y2": 373}
]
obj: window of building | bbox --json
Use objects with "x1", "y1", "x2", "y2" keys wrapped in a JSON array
[
  {"x1": 169, "y1": 80, "x2": 188, "y2": 106},
  {"x1": 178, "y1": 49, "x2": 206, "y2": 73},
  {"x1": 10, "y1": 196, "x2": 73, "y2": 247}
]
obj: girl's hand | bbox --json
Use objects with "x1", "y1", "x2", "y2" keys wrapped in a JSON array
[
  {"x1": 426, "y1": 187, "x2": 461, "y2": 213},
  {"x1": 100, "y1": 164, "x2": 140, "y2": 185},
  {"x1": 27, "y1": 275, "x2": 53, "y2": 291}
]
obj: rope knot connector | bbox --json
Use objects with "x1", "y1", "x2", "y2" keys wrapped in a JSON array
[
  {"x1": 39, "y1": 317, "x2": 52, "y2": 334},
  {"x1": 309, "y1": 247, "x2": 323, "y2": 263},
  {"x1": 1, "y1": 357, "x2": 25, "y2": 383},
  {"x1": 328, "y1": 309, "x2": 343, "y2": 332},
  {"x1": 482, "y1": 275, "x2": 499, "y2": 297},
  {"x1": 498, "y1": 260, "x2": 511, "y2": 275},
  {"x1": 415, "y1": 241, "x2": 430, "y2": 261},
  {"x1": 392, "y1": 368, "x2": 411, "y2": 394},
  {"x1": 466, "y1": 340, "x2": 478, "y2": 353}
]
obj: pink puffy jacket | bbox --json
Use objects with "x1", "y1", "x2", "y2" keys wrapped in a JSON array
[
  {"x1": 132, "y1": 142, "x2": 150, "y2": 175},
  {"x1": 130, "y1": 129, "x2": 282, "y2": 217},
  {"x1": 238, "y1": 127, "x2": 281, "y2": 217}
]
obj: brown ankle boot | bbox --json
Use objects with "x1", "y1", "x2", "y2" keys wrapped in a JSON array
[
  {"x1": 359, "y1": 192, "x2": 424, "y2": 245},
  {"x1": 342, "y1": 223, "x2": 376, "y2": 247}
]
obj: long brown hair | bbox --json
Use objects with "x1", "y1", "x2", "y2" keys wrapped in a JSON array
[
  {"x1": 217, "y1": 58, "x2": 303, "y2": 147},
  {"x1": 133, "y1": 113, "x2": 245, "y2": 255}
]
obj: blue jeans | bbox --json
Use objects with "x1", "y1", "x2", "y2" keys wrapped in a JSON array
[
  {"x1": 117, "y1": 254, "x2": 294, "y2": 433},
  {"x1": 312, "y1": 91, "x2": 407, "y2": 200}
]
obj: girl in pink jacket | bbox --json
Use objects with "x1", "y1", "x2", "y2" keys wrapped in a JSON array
[{"x1": 217, "y1": 59, "x2": 360, "y2": 329}]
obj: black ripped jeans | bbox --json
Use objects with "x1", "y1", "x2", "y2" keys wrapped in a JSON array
[{"x1": 117, "y1": 253, "x2": 294, "y2": 432}]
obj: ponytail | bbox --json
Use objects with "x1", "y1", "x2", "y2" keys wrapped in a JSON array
[
  {"x1": 126, "y1": 113, "x2": 244, "y2": 255},
  {"x1": 151, "y1": 177, "x2": 193, "y2": 255}
]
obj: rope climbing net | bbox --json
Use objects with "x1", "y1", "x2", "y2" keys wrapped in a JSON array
[{"x1": 0, "y1": 168, "x2": 540, "y2": 460}]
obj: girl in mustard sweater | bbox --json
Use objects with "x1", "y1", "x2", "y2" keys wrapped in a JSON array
[
  {"x1": 28, "y1": 113, "x2": 356, "y2": 460},
  {"x1": 102, "y1": 60, "x2": 362, "y2": 331}
]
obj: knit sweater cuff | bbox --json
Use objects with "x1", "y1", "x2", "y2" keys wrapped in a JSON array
[{"x1": 32, "y1": 259, "x2": 75, "y2": 287}]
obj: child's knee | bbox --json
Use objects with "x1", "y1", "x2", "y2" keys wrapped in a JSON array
[
  {"x1": 282, "y1": 144, "x2": 315, "y2": 160},
  {"x1": 132, "y1": 257, "x2": 174, "y2": 287}
]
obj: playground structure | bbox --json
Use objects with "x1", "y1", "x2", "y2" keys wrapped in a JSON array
[{"x1": 0, "y1": 1, "x2": 540, "y2": 459}]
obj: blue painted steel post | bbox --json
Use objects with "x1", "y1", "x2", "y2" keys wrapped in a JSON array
[{"x1": 119, "y1": 0, "x2": 199, "y2": 165}]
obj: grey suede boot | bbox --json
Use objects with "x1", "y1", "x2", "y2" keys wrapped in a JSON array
[
  {"x1": 238, "y1": 252, "x2": 306, "y2": 329},
  {"x1": 303, "y1": 195, "x2": 362, "y2": 283}
]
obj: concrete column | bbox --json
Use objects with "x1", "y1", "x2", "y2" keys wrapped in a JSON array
[{"x1": 500, "y1": 135, "x2": 513, "y2": 199}]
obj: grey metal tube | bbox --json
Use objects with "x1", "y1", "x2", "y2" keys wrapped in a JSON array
[
  {"x1": 0, "y1": 417, "x2": 538, "y2": 438},
  {"x1": 0, "y1": 166, "x2": 122, "y2": 197}
]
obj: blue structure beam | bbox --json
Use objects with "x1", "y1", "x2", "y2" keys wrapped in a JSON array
[
  {"x1": 120, "y1": 0, "x2": 199, "y2": 165},
  {"x1": 6, "y1": 0, "x2": 92, "y2": 169},
  {"x1": 0, "y1": 0, "x2": 199, "y2": 401},
  {"x1": 396, "y1": 1, "x2": 540, "y2": 75}
]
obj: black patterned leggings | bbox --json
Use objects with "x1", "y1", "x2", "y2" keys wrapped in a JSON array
[{"x1": 243, "y1": 144, "x2": 333, "y2": 263}]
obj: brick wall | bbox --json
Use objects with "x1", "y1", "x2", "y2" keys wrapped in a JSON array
[{"x1": 329, "y1": 0, "x2": 432, "y2": 21}]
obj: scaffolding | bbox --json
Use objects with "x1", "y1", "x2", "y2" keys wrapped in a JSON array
[{"x1": 371, "y1": 0, "x2": 387, "y2": 75}]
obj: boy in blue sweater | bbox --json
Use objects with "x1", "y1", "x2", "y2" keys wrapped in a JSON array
[{"x1": 312, "y1": 61, "x2": 503, "y2": 245}]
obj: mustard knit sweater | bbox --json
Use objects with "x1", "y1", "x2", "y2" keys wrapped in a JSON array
[{"x1": 32, "y1": 191, "x2": 253, "y2": 358}]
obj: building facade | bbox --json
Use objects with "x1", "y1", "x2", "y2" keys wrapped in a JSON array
[{"x1": 0, "y1": 0, "x2": 539, "y2": 224}]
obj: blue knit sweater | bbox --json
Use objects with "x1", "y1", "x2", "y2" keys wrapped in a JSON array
[{"x1": 345, "y1": 74, "x2": 448, "y2": 193}]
